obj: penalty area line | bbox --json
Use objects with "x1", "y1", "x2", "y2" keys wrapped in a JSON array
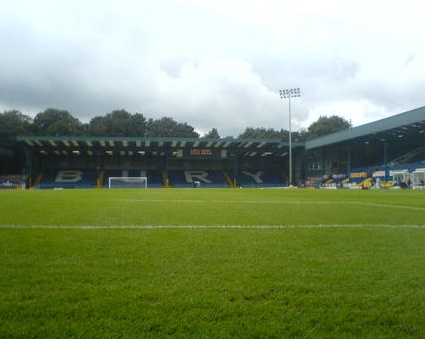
[{"x1": 1, "y1": 224, "x2": 425, "y2": 229}]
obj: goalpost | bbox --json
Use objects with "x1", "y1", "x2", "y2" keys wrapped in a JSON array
[{"x1": 108, "y1": 177, "x2": 148, "y2": 189}]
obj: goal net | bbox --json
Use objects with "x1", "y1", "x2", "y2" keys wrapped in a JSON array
[{"x1": 108, "y1": 177, "x2": 148, "y2": 189}]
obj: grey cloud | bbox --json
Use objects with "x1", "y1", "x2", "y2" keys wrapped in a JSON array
[{"x1": 1, "y1": 0, "x2": 424, "y2": 136}]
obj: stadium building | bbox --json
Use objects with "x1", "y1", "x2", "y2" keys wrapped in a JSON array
[{"x1": 3, "y1": 106, "x2": 425, "y2": 189}]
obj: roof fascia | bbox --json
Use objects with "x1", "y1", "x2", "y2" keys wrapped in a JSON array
[{"x1": 305, "y1": 106, "x2": 425, "y2": 150}]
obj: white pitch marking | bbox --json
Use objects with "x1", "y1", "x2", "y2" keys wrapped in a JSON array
[{"x1": 1, "y1": 224, "x2": 425, "y2": 229}]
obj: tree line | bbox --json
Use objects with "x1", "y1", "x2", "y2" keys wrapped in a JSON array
[{"x1": 0, "y1": 107, "x2": 351, "y2": 144}]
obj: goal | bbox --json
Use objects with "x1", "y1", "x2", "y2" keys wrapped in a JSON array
[{"x1": 108, "y1": 177, "x2": 148, "y2": 189}]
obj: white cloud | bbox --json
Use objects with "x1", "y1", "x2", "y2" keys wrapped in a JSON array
[
  {"x1": 1, "y1": 0, "x2": 425, "y2": 136},
  {"x1": 303, "y1": 100, "x2": 390, "y2": 129},
  {"x1": 155, "y1": 56, "x2": 282, "y2": 136}
]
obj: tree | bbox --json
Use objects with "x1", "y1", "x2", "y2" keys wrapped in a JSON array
[
  {"x1": 204, "y1": 128, "x2": 220, "y2": 139},
  {"x1": 89, "y1": 110, "x2": 146, "y2": 137},
  {"x1": 31, "y1": 108, "x2": 86, "y2": 136},
  {"x1": 304, "y1": 115, "x2": 351, "y2": 140},
  {"x1": 0, "y1": 110, "x2": 32, "y2": 157},
  {"x1": 145, "y1": 117, "x2": 199, "y2": 138},
  {"x1": 88, "y1": 116, "x2": 107, "y2": 136},
  {"x1": 0, "y1": 110, "x2": 32, "y2": 141},
  {"x1": 238, "y1": 127, "x2": 285, "y2": 139}
]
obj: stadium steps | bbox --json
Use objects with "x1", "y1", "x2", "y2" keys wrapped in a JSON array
[
  {"x1": 97, "y1": 170, "x2": 105, "y2": 188},
  {"x1": 223, "y1": 171, "x2": 236, "y2": 187},
  {"x1": 32, "y1": 171, "x2": 44, "y2": 188},
  {"x1": 162, "y1": 171, "x2": 170, "y2": 188}
]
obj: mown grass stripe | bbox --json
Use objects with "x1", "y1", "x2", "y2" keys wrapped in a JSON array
[{"x1": 120, "y1": 199, "x2": 425, "y2": 211}]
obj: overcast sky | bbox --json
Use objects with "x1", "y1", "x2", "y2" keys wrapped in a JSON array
[{"x1": 1, "y1": 0, "x2": 424, "y2": 136}]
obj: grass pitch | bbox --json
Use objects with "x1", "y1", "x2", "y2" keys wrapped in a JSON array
[{"x1": 1, "y1": 188, "x2": 425, "y2": 338}]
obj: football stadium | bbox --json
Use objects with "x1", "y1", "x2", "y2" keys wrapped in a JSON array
[
  {"x1": 1, "y1": 106, "x2": 424, "y2": 190},
  {"x1": 1, "y1": 107, "x2": 425, "y2": 338}
]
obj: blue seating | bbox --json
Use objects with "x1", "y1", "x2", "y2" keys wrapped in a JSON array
[
  {"x1": 236, "y1": 170, "x2": 287, "y2": 187},
  {"x1": 37, "y1": 169, "x2": 97, "y2": 189},
  {"x1": 168, "y1": 170, "x2": 229, "y2": 188}
]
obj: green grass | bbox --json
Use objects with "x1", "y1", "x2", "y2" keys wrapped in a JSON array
[
  {"x1": 2, "y1": 188, "x2": 425, "y2": 226},
  {"x1": 1, "y1": 188, "x2": 425, "y2": 338}
]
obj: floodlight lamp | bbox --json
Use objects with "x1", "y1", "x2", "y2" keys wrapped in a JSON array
[
  {"x1": 292, "y1": 88, "x2": 300, "y2": 97},
  {"x1": 280, "y1": 90, "x2": 289, "y2": 99},
  {"x1": 280, "y1": 88, "x2": 301, "y2": 99}
]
